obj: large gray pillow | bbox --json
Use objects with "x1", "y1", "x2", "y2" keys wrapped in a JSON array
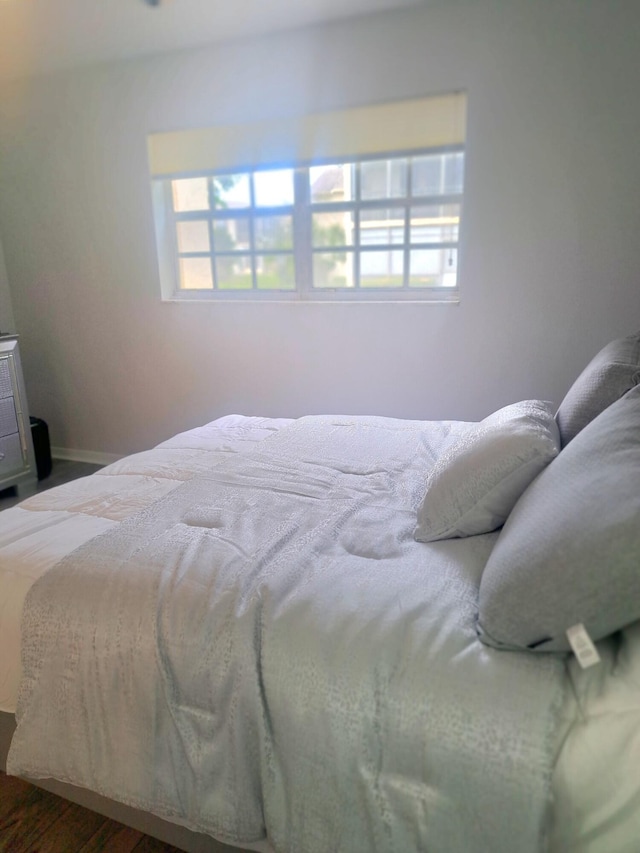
[
  {"x1": 477, "y1": 384, "x2": 640, "y2": 652},
  {"x1": 556, "y1": 331, "x2": 640, "y2": 447}
]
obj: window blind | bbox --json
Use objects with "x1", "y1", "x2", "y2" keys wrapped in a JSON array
[{"x1": 148, "y1": 92, "x2": 467, "y2": 178}]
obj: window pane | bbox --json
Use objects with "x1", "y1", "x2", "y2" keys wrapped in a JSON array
[
  {"x1": 411, "y1": 152, "x2": 464, "y2": 197},
  {"x1": 360, "y1": 249, "x2": 404, "y2": 287},
  {"x1": 255, "y1": 216, "x2": 293, "y2": 250},
  {"x1": 178, "y1": 257, "x2": 213, "y2": 289},
  {"x1": 213, "y1": 218, "x2": 250, "y2": 252},
  {"x1": 312, "y1": 212, "x2": 354, "y2": 247},
  {"x1": 412, "y1": 154, "x2": 442, "y2": 196},
  {"x1": 176, "y1": 220, "x2": 210, "y2": 253},
  {"x1": 409, "y1": 248, "x2": 458, "y2": 287},
  {"x1": 312, "y1": 251, "x2": 354, "y2": 289},
  {"x1": 213, "y1": 174, "x2": 251, "y2": 209},
  {"x1": 309, "y1": 164, "x2": 355, "y2": 203},
  {"x1": 216, "y1": 255, "x2": 253, "y2": 290},
  {"x1": 172, "y1": 178, "x2": 209, "y2": 212},
  {"x1": 410, "y1": 204, "x2": 460, "y2": 244},
  {"x1": 256, "y1": 255, "x2": 295, "y2": 290},
  {"x1": 360, "y1": 158, "x2": 407, "y2": 200},
  {"x1": 360, "y1": 208, "x2": 404, "y2": 246},
  {"x1": 254, "y1": 169, "x2": 294, "y2": 207},
  {"x1": 443, "y1": 152, "x2": 464, "y2": 194}
]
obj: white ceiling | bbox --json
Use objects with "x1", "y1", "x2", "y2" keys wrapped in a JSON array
[{"x1": 0, "y1": 0, "x2": 425, "y2": 82}]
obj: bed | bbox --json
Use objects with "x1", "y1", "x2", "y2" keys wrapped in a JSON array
[{"x1": 1, "y1": 333, "x2": 640, "y2": 853}]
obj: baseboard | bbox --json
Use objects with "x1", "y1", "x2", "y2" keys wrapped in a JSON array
[{"x1": 51, "y1": 447, "x2": 124, "y2": 466}]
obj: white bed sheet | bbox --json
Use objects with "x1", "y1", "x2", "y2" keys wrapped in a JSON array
[{"x1": 1, "y1": 413, "x2": 640, "y2": 852}]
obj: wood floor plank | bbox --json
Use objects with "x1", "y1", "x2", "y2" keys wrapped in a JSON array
[
  {"x1": 0, "y1": 784, "x2": 72, "y2": 852},
  {"x1": 77, "y1": 821, "x2": 143, "y2": 853},
  {"x1": 34, "y1": 799, "x2": 110, "y2": 852},
  {"x1": 0, "y1": 773, "x2": 33, "y2": 821}
]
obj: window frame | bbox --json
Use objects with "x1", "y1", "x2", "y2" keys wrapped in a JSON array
[{"x1": 153, "y1": 145, "x2": 465, "y2": 303}]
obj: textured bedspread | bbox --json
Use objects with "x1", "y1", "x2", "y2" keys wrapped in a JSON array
[{"x1": 8, "y1": 416, "x2": 566, "y2": 853}]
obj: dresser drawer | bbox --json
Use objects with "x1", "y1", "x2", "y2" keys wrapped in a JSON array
[
  {"x1": 0, "y1": 432, "x2": 24, "y2": 477},
  {"x1": 0, "y1": 395, "x2": 18, "y2": 438},
  {"x1": 0, "y1": 336, "x2": 35, "y2": 489},
  {"x1": 0, "y1": 358, "x2": 11, "y2": 399}
]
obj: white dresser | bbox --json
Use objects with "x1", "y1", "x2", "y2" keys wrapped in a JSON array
[{"x1": 0, "y1": 335, "x2": 36, "y2": 492}]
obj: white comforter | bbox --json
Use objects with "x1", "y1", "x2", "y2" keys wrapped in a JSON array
[
  {"x1": 0, "y1": 415, "x2": 292, "y2": 712},
  {"x1": 2, "y1": 414, "x2": 640, "y2": 852}
]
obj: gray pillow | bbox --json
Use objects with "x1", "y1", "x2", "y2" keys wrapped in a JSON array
[
  {"x1": 414, "y1": 400, "x2": 560, "y2": 542},
  {"x1": 556, "y1": 331, "x2": 640, "y2": 447},
  {"x1": 477, "y1": 384, "x2": 640, "y2": 652}
]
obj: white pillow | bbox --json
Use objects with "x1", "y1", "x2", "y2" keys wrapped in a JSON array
[{"x1": 414, "y1": 400, "x2": 560, "y2": 542}]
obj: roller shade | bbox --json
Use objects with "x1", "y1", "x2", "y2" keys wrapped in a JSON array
[{"x1": 148, "y1": 92, "x2": 466, "y2": 178}]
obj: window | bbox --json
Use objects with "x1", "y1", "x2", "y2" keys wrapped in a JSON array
[
  {"x1": 149, "y1": 94, "x2": 466, "y2": 302},
  {"x1": 168, "y1": 169, "x2": 296, "y2": 293}
]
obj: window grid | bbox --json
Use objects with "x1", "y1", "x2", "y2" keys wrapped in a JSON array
[{"x1": 165, "y1": 147, "x2": 464, "y2": 300}]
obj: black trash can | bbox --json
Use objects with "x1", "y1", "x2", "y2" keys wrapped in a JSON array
[{"x1": 30, "y1": 416, "x2": 52, "y2": 481}]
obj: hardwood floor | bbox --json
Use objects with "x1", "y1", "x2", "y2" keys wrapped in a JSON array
[
  {"x1": 0, "y1": 772, "x2": 182, "y2": 852},
  {"x1": 0, "y1": 459, "x2": 104, "y2": 512}
]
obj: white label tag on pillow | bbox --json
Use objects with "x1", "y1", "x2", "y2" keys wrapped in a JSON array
[{"x1": 566, "y1": 624, "x2": 601, "y2": 669}]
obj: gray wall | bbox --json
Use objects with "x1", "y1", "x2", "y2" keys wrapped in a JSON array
[{"x1": 0, "y1": 0, "x2": 639, "y2": 456}]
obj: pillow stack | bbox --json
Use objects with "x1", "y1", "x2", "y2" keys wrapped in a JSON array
[
  {"x1": 477, "y1": 331, "x2": 640, "y2": 652},
  {"x1": 415, "y1": 330, "x2": 640, "y2": 654}
]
